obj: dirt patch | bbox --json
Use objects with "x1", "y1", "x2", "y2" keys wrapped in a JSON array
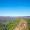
[{"x1": 13, "y1": 19, "x2": 29, "y2": 30}]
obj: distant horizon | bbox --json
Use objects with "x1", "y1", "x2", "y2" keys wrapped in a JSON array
[{"x1": 0, "y1": 16, "x2": 29, "y2": 17}]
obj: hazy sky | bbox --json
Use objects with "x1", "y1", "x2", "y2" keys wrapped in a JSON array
[{"x1": 0, "y1": 0, "x2": 30, "y2": 16}]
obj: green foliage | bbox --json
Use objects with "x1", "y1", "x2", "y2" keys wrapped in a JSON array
[
  {"x1": 24, "y1": 18, "x2": 30, "y2": 30},
  {"x1": 0, "y1": 28, "x2": 2, "y2": 30},
  {"x1": 9, "y1": 18, "x2": 20, "y2": 30},
  {"x1": 10, "y1": 18, "x2": 20, "y2": 30},
  {"x1": 3, "y1": 21, "x2": 11, "y2": 30},
  {"x1": 0, "y1": 18, "x2": 21, "y2": 30}
]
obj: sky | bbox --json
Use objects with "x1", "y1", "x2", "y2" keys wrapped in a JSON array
[{"x1": 0, "y1": 0, "x2": 30, "y2": 16}]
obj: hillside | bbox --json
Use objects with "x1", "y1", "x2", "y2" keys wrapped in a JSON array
[
  {"x1": 0, "y1": 16, "x2": 30, "y2": 30},
  {"x1": 13, "y1": 19, "x2": 29, "y2": 30}
]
